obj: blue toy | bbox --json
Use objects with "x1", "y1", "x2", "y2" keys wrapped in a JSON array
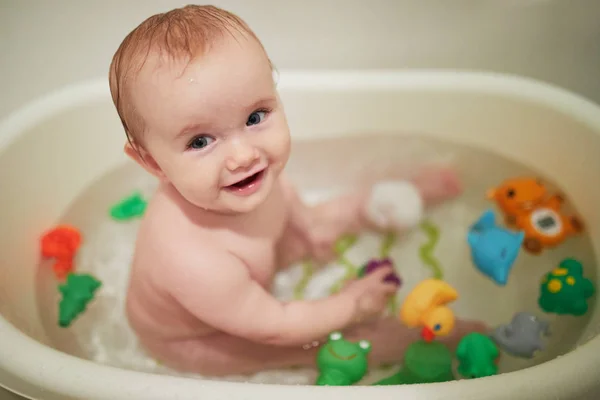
[{"x1": 467, "y1": 209, "x2": 525, "y2": 285}]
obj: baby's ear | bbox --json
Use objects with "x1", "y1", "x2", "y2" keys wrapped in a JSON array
[
  {"x1": 124, "y1": 142, "x2": 165, "y2": 180},
  {"x1": 358, "y1": 339, "x2": 371, "y2": 354}
]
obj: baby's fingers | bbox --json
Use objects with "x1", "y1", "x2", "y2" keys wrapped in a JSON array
[
  {"x1": 380, "y1": 282, "x2": 400, "y2": 294},
  {"x1": 366, "y1": 266, "x2": 395, "y2": 281}
]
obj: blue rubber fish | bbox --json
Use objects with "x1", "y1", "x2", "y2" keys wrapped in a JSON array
[{"x1": 467, "y1": 209, "x2": 525, "y2": 285}]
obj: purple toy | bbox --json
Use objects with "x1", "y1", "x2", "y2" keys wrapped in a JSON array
[{"x1": 360, "y1": 258, "x2": 402, "y2": 286}]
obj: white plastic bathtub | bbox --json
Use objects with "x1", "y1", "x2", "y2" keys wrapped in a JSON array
[{"x1": 1, "y1": 70, "x2": 600, "y2": 399}]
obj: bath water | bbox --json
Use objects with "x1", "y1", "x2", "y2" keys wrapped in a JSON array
[{"x1": 35, "y1": 133, "x2": 596, "y2": 385}]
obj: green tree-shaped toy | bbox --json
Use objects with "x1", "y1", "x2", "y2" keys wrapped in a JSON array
[
  {"x1": 315, "y1": 332, "x2": 371, "y2": 386},
  {"x1": 58, "y1": 273, "x2": 102, "y2": 327}
]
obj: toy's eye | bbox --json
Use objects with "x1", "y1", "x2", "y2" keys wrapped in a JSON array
[
  {"x1": 433, "y1": 324, "x2": 442, "y2": 331},
  {"x1": 329, "y1": 332, "x2": 342, "y2": 341},
  {"x1": 506, "y1": 189, "x2": 516, "y2": 198},
  {"x1": 358, "y1": 340, "x2": 371, "y2": 351}
]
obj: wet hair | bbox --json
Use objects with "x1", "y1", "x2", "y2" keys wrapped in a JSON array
[{"x1": 108, "y1": 5, "x2": 266, "y2": 149}]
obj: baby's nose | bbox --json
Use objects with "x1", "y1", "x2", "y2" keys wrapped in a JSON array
[{"x1": 225, "y1": 138, "x2": 259, "y2": 171}]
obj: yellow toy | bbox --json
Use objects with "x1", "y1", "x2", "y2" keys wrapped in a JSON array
[{"x1": 399, "y1": 279, "x2": 459, "y2": 342}]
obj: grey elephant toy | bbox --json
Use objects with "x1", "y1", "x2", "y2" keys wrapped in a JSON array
[{"x1": 491, "y1": 312, "x2": 550, "y2": 358}]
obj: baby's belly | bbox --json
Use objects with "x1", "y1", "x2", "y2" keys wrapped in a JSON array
[{"x1": 126, "y1": 283, "x2": 216, "y2": 342}]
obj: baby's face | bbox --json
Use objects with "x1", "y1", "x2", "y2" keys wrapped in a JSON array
[{"x1": 131, "y1": 34, "x2": 290, "y2": 214}]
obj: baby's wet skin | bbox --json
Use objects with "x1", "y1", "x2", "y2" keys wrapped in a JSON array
[{"x1": 111, "y1": 5, "x2": 484, "y2": 378}]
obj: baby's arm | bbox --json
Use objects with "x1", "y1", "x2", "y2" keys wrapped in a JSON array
[
  {"x1": 169, "y1": 248, "x2": 397, "y2": 346},
  {"x1": 278, "y1": 165, "x2": 462, "y2": 265},
  {"x1": 276, "y1": 177, "x2": 367, "y2": 266}
]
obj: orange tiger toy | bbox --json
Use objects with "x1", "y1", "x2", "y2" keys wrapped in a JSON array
[{"x1": 486, "y1": 177, "x2": 583, "y2": 254}]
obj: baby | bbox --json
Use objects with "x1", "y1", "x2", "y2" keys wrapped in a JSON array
[{"x1": 109, "y1": 5, "x2": 484, "y2": 376}]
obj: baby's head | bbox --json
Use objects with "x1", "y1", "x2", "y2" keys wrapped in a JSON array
[{"x1": 109, "y1": 5, "x2": 290, "y2": 214}]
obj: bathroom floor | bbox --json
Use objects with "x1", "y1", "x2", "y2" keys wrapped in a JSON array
[{"x1": 35, "y1": 133, "x2": 596, "y2": 385}]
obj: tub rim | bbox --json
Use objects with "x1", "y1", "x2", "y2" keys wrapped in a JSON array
[{"x1": 0, "y1": 69, "x2": 599, "y2": 399}]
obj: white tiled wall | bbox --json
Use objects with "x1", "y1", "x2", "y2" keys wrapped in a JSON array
[{"x1": 1, "y1": 0, "x2": 600, "y2": 122}]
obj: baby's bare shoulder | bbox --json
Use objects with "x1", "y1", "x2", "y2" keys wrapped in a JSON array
[{"x1": 134, "y1": 193, "x2": 228, "y2": 279}]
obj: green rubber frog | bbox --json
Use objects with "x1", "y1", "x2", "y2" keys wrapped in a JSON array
[
  {"x1": 58, "y1": 273, "x2": 102, "y2": 327},
  {"x1": 538, "y1": 258, "x2": 595, "y2": 316},
  {"x1": 373, "y1": 340, "x2": 454, "y2": 385},
  {"x1": 315, "y1": 332, "x2": 371, "y2": 386},
  {"x1": 456, "y1": 332, "x2": 499, "y2": 379}
]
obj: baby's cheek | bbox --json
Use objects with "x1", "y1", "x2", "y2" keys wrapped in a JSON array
[
  {"x1": 264, "y1": 124, "x2": 291, "y2": 164},
  {"x1": 171, "y1": 162, "x2": 220, "y2": 204}
]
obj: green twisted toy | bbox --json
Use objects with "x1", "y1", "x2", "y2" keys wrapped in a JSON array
[
  {"x1": 293, "y1": 260, "x2": 315, "y2": 299},
  {"x1": 419, "y1": 220, "x2": 443, "y2": 279}
]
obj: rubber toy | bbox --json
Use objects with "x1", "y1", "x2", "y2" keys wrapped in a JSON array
[
  {"x1": 41, "y1": 225, "x2": 81, "y2": 260},
  {"x1": 329, "y1": 235, "x2": 359, "y2": 294},
  {"x1": 110, "y1": 192, "x2": 147, "y2": 221},
  {"x1": 399, "y1": 279, "x2": 458, "y2": 342},
  {"x1": 467, "y1": 209, "x2": 524, "y2": 286},
  {"x1": 456, "y1": 332, "x2": 499, "y2": 378},
  {"x1": 419, "y1": 220, "x2": 443, "y2": 279},
  {"x1": 538, "y1": 258, "x2": 595, "y2": 316},
  {"x1": 373, "y1": 340, "x2": 454, "y2": 385},
  {"x1": 487, "y1": 177, "x2": 584, "y2": 254},
  {"x1": 364, "y1": 181, "x2": 424, "y2": 232},
  {"x1": 333, "y1": 234, "x2": 358, "y2": 257},
  {"x1": 315, "y1": 331, "x2": 371, "y2": 386},
  {"x1": 58, "y1": 273, "x2": 102, "y2": 327},
  {"x1": 293, "y1": 260, "x2": 315, "y2": 300},
  {"x1": 357, "y1": 258, "x2": 402, "y2": 286},
  {"x1": 491, "y1": 312, "x2": 550, "y2": 358},
  {"x1": 52, "y1": 258, "x2": 75, "y2": 280},
  {"x1": 40, "y1": 225, "x2": 82, "y2": 279},
  {"x1": 330, "y1": 233, "x2": 401, "y2": 296}
]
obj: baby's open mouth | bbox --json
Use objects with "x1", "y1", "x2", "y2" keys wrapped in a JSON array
[{"x1": 225, "y1": 169, "x2": 266, "y2": 192}]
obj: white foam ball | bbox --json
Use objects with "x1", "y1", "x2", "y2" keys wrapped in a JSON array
[{"x1": 365, "y1": 180, "x2": 424, "y2": 231}]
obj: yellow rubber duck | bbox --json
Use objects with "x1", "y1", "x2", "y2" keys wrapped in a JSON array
[{"x1": 399, "y1": 279, "x2": 459, "y2": 342}]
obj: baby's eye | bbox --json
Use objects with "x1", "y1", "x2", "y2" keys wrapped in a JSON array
[
  {"x1": 188, "y1": 135, "x2": 214, "y2": 150},
  {"x1": 246, "y1": 110, "x2": 267, "y2": 126}
]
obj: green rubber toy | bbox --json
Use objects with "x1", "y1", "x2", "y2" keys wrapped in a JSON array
[
  {"x1": 110, "y1": 192, "x2": 147, "y2": 221},
  {"x1": 58, "y1": 273, "x2": 102, "y2": 327},
  {"x1": 315, "y1": 332, "x2": 371, "y2": 386},
  {"x1": 373, "y1": 340, "x2": 454, "y2": 385},
  {"x1": 456, "y1": 332, "x2": 499, "y2": 379},
  {"x1": 538, "y1": 258, "x2": 595, "y2": 316}
]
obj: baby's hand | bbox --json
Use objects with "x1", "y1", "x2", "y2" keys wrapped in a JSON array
[
  {"x1": 341, "y1": 267, "x2": 399, "y2": 324},
  {"x1": 363, "y1": 181, "x2": 424, "y2": 232}
]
